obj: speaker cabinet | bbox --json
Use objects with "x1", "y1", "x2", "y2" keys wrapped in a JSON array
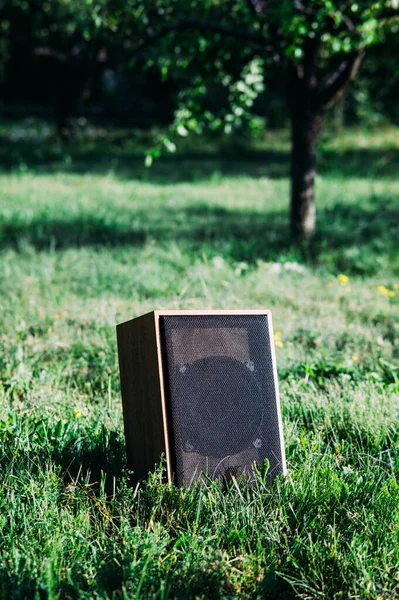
[{"x1": 116, "y1": 310, "x2": 286, "y2": 486}]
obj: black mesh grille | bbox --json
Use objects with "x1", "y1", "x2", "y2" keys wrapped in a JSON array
[{"x1": 160, "y1": 315, "x2": 284, "y2": 486}]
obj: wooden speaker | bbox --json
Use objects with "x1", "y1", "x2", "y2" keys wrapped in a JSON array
[{"x1": 116, "y1": 310, "x2": 286, "y2": 486}]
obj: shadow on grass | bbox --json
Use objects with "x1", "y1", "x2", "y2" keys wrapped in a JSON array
[
  {"x1": 0, "y1": 136, "x2": 289, "y2": 180},
  {"x1": 0, "y1": 134, "x2": 398, "y2": 182},
  {"x1": 258, "y1": 571, "x2": 298, "y2": 600},
  {"x1": 50, "y1": 427, "x2": 127, "y2": 494},
  {"x1": 0, "y1": 422, "x2": 126, "y2": 494},
  {"x1": 1, "y1": 200, "x2": 398, "y2": 273},
  {"x1": 0, "y1": 563, "x2": 295, "y2": 600}
]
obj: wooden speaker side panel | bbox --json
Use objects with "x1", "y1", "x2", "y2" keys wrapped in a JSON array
[
  {"x1": 266, "y1": 312, "x2": 287, "y2": 475},
  {"x1": 116, "y1": 312, "x2": 167, "y2": 482}
]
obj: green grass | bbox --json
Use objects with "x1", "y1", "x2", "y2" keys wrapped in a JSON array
[{"x1": 0, "y1": 123, "x2": 398, "y2": 599}]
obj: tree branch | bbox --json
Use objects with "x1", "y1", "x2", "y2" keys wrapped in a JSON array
[
  {"x1": 245, "y1": 0, "x2": 268, "y2": 17},
  {"x1": 294, "y1": 0, "x2": 355, "y2": 34},
  {"x1": 34, "y1": 47, "x2": 68, "y2": 62},
  {"x1": 337, "y1": 12, "x2": 355, "y2": 33},
  {"x1": 303, "y1": 38, "x2": 318, "y2": 86},
  {"x1": 134, "y1": 19, "x2": 273, "y2": 57},
  {"x1": 293, "y1": 1, "x2": 315, "y2": 19},
  {"x1": 317, "y1": 51, "x2": 363, "y2": 109}
]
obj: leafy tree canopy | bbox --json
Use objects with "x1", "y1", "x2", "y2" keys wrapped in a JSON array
[
  {"x1": 92, "y1": 1, "x2": 399, "y2": 146},
  {"x1": 1, "y1": 0, "x2": 398, "y2": 237}
]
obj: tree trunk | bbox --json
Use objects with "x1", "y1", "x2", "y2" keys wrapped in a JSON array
[
  {"x1": 289, "y1": 111, "x2": 323, "y2": 240},
  {"x1": 286, "y1": 48, "x2": 362, "y2": 241}
]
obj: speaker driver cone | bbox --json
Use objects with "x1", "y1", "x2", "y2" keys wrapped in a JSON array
[{"x1": 174, "y1": 356, "x2": 263, "y2": 457}]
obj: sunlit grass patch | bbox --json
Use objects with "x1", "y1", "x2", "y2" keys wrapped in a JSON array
[{"x1": 0, "y1": 127, "x2": 398, "y2": 598}]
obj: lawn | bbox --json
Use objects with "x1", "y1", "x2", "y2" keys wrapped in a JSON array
[{"x1": 0, "y1": 124, "x2": 398, "y2": 599}]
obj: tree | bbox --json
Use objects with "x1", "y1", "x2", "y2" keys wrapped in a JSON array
[
  {"x1": 106, "y1": 0, "x2": 399, "y2": 240},
  {"x1": 0, "y1": 0, "x2": 109, "y2": 139},
  {"x1": 2, "y1": 1, "x2": 397, "y2": 237}
]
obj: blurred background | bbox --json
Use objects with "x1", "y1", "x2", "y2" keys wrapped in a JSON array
[
  {"x1": 1, "y1": 1, "x2": 398, "y2": 151},
  {"x1": 1, "y1": 3, "x2": 399, "y2": 597}
]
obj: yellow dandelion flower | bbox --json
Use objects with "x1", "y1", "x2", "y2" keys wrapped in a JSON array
[
  {"x1": 377, "y1": 285, "x2": 396, "y2": 298},
  {"x1": 337, "y1": 274, "x2": 349, "y2": 286},
  {"x1": 74, "y1": 408, "x2": 82, "y2": 419},
  {"x1": 352, "y1": 355, "x2": 359, "y2": 362},
  {"x1": 274, "y1": 331, "x2": 283, "y2": 348},
  {"x1": 56, "y1": 310, "x2": 68, "y2": 319}
]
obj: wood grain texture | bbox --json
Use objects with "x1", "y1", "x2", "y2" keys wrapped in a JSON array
[
  {"x1": 116, "y1": 312, "x2": 168, "y2": 483},
  {"x1": 266, "y1": 312, "x2": 287, "y2": 475}
]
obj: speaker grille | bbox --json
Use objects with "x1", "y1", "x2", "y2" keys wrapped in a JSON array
[{"x1": 160, "y1": 315, "x2": 284, "y2": 486}]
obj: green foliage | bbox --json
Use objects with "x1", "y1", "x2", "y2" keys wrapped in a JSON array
[
  {"x1": 0, "y1": 125, "x2": 398, "y2": 597},
  {"x1": 112, "y1": 0, "x2": 399, "y2": 152},
  {"x1": 1, "y1": 0, "x2": 399, "y2": 153}
]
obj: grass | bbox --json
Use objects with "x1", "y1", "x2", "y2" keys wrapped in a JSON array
[{"x1": 0, "y1": 122, "x2": 398, "y2": 599}]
